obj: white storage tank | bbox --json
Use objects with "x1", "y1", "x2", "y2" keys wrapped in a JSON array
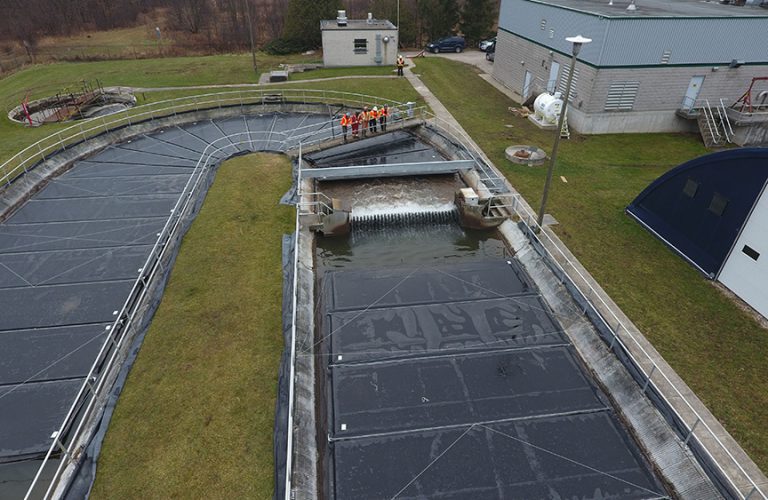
[{"x1": 534, "y1": 92, "x2": 563, "y2": 124}]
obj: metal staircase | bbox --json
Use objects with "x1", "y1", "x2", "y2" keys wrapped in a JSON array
[{"x1": 697, "y1": 99, "x2": 735, "y2": 148}]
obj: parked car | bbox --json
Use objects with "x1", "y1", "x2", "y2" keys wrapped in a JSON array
[
  {"x1": 479, "y1": 36, "x2": 496, "y2": 52},
  {"x1": 485, "y1": 41, "x2": 496, "y2": 62},
  {"x1": 426, "y1": 36, "x2": 466, "y2": 53}
]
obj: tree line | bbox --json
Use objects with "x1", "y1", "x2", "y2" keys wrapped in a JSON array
[{"x1": 0, "y1": 0, "x2": 498, "y2": 52}]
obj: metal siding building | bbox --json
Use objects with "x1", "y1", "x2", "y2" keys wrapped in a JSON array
[{"x1": 493, "y1": 0, "x2": 768, "y2": 133}]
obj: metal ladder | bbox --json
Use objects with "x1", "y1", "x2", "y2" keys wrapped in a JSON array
[{"x1": 560, "y1": 111, "x2": 571, "y2": 139}]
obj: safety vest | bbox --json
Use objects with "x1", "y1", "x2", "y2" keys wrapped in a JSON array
[
  {"x1": 358, "y1": 112, "x2": 366, "y2": 122},
  {"x1": 370, "y1": 109, "x2": 378, "y2": 120},
  {"x1": 340, "y1": 115, "x2": 349, "y2": 126},
  {"x1": 381, "y1": 107, "x2": 388, "y2": 117},
  {"x1": 397, "y1": 57, "x2": 404, "y2": 67},
  {"x1": 350, "y1": 114, "x2": 358, "y2": 124}
]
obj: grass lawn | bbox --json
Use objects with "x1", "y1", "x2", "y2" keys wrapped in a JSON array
[
  {"x1": 414, "y1": 57, "x2": 768, "y2": 470},
  {"x1": 90, "y1": 153, "x2": 293, "y2": 499},
  {"x1": 0, "y1": 56, "x2": 423, "y2": 179},
  {"x1": 289, "y1": 65, "x2": 397, "y2": 80}
]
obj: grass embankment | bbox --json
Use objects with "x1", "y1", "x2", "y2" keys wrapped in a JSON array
[
  {"x1": 90, "y1": 154, "x2": 293, "y2": 499},
  {"x1": 0, "y1": 55, "x2": 423, "y2": 177},
  {"x1": 414, "y1": 57, "x2": 768, "y2": 470}
]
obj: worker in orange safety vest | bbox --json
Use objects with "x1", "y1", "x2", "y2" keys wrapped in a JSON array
[
  {"x1": 370, "y1": 106, "x2": 378, "y2": 133},
  {"x1": 339, "y1": 113, "x2": 349, "y2": 142},
  {"x1": 340, "y1": 113, "x2": 350, "y2": 142},
  {"x1": 359, "y1": 107, "x2": 369, "y2": 137},
  {"x1": 379, "y1": 105, "x2": 388, "y2": 132}
]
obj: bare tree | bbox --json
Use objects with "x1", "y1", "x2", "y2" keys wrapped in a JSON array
[{"x1": 169, "y1": 0, "x2": 211, "y2": 33}]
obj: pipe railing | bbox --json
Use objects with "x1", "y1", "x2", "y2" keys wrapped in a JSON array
[
  {"x1": 0, "y1": 88, "x2": 415, "y2": 190},
  {"x1": 499, "y1": 192, "x2": 766, "y2": 500},
  {"x1": 12, "y1": 89, "x2": 763, "y2": 500},
  {"x1": 17, "y1": 94, "x2": 412, "y2": 499}
]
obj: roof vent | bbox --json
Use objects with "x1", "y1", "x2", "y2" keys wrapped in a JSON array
[
  {"x1": 367, "y1": 12, "x2": 373, "y2": 24},
  {"x1": 626, "y1": 0, "x2": 637, "y2": 10},
  {"x1": 337, "y1": 10, "x2": 347, "y2": 26}
]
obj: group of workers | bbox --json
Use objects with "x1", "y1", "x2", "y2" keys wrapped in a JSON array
[{"x1": 339, "y1": 105, "x2": 390, "y2": 142}]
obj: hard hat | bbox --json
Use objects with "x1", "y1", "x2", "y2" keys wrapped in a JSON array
[{"x1": 373, "y1": 106, "x2": 378, "y2": 111}]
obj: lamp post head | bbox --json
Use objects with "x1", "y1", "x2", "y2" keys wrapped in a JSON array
[{"x1": 565, "y1": 35, "x2": 592, "y2": 56}]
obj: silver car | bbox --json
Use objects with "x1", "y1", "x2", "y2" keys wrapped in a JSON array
[{"x1": 478, "y1": 37, "x2": 496, "y2": 52}]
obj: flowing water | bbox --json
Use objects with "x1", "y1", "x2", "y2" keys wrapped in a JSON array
[{"x1": 316, "y1": 176, "x2": 506, "y2": 270}]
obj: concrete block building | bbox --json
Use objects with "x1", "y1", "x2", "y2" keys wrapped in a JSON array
[
  {"x1": 321, "y1": 13, "x2": 398, "y2": 68},
  {"x1": 492, "y1": 0, "x2": 768, "y2": 134}
]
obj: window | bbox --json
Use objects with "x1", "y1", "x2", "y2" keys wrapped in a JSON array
[
  {"x1": 604, "y1": 81, "x2": 639, "y2": 111},
  {"x1": 742, "y1": 245, "x2": 760, "y2": 261},
  {"x1": 683, "y1": 178, "x2": 699, "y2": 198},
  {"x1": 708, "y1": 192, "x2": 728, "y2": 216},
  {"x1": 354, "y1": 38, "x2": 368, "y2": 53}
]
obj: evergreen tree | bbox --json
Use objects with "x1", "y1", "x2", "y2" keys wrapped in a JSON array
[
  {"x1": 283, "y1": 0, "x2": 342, "y2": 48},
  {"x1": 418, "y1": 0, "x2": 459, "y2": 42},
  {"x1": 460, "y1": 0, "x2": 497, "y2": 44}
]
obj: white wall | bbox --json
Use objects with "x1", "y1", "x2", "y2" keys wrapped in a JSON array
[
  {"x1": 322, "y1": 29, "x2": 398, "y2": 67},
  {"x1": 718, "y1": 183, "x2": 768, "y2": 319}
]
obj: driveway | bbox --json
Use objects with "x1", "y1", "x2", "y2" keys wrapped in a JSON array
[{"x1": 406, "y1": 49, "x2": 494, "y2": 75}]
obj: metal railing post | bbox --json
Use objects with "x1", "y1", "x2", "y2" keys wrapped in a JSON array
[
  {"x1": 642, "y1": 365, "x2": 657, "y2": 392},
  {"x1": 684, "y1": 417, "x2": 701, "y2": 445}
]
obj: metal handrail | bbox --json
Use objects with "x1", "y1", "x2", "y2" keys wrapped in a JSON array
[
  {"x1": 720, "y1": 98, "x2": 736, "y2": 142},
  {"x1": 0, "y1": 88, "x2": 416, "y2": 190},
  {"x1": 502, "y1": 195, "x2": 766, "y2": 500},
  {"x1": 703, "y1": 100, "x2": 720, "y2": 144},
  {"x1": 405, "y1": 108, "x2": 765, "y2": 499},
  {"x1": 714, "y1": 102, "x2": 730, "y2": 143},
  {"x1": 18, "y1": 95, "x2": 413, "y2": 499},
  {"x1": 12, "y1": 89, "x2": 764, "y2": 499},
  {"x1": 298, "y1": 200, "x2": 334, "y2": 216}
]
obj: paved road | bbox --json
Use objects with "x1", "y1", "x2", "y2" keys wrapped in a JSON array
[{"x1": 405, "y1": 49, "x2": 494, "y2": 75}]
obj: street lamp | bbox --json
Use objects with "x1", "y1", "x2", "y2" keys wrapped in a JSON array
[{"x1": 537, "y1": 35, "x2": 591, "y2": 227}]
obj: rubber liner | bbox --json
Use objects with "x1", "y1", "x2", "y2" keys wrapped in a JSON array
[
  {"x1": 321, "y1": 260, "x2": 669, "y2": 499},
  {"x1": 0, "y1": 112, "x2": 340, "y2": 473},
  {"x1": 273, "y1": 234, "x2": 295, "y2": 500},
  {"x1": 333, "y1": 413, "x2": 666, "y2": 500}
]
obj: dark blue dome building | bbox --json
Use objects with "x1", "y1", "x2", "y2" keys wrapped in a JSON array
[{"x1": 627, "y1": 147, "x2": 768, "y2": 317}]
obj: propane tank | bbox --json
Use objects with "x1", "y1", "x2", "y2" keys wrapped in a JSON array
[{"x1": 533, "y1": 92, "x2": 563, "y2": 124}]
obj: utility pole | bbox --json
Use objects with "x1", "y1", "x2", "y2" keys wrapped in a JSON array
[{"x1": 245, "y1": 0, "x2": 257, "y2": 73}]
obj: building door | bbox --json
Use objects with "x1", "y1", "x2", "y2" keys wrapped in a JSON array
[
  {"x1": 718, "y1": 186, "x2": 768, "y2": 318},
  {"x1": 523, "y1": 71, "x2": 533, "y2": 100},
  {"x1": 547, "y1": 61, "x2": 560, "y2": 93},
  {"x1": 681, "y1": 76, "x2": 705, "y2": 110}
]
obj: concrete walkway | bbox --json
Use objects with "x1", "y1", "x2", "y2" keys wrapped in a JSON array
[{"x1": 403, "y1": 52, "x2": 768, "y2": 499}]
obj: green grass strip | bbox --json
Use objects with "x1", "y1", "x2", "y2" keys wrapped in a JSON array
[{"x1": 91, "y1": 153, "x2": 293, "y2": 498}]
